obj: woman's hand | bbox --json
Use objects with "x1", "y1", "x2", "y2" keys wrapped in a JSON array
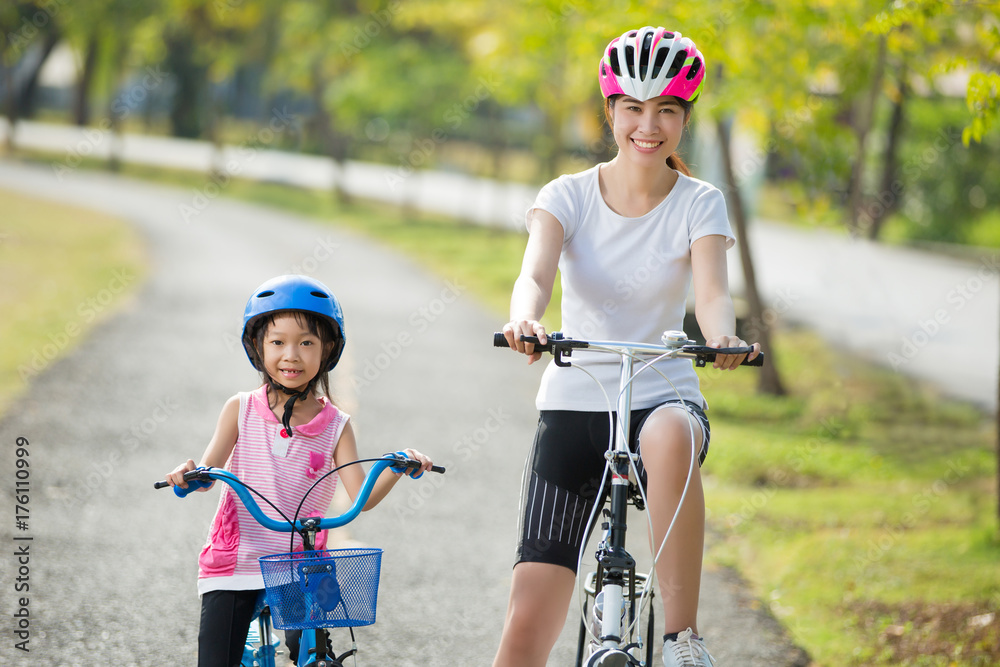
[
  {"x1": 503, "y1": 319, "x2": 547, "y2": 365},
  {"x1": 705, "y1": 335, "x2": 761, "y2": 370}
]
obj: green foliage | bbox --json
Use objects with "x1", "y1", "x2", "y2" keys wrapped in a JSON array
[
  {"x1": 964, "y1": 71, "x2": 1000, "y2": 144},
  {"x1": 881, "y1": 96, "x2": 1000, "y2": 245}
]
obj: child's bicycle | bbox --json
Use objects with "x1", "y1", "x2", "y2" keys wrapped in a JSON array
[
  {"x1": 155, "y1": 453, "x2": 445, "y2": 667},
  {"x1": 494, "y1": 330, "x2": 763, "y2": 667}
]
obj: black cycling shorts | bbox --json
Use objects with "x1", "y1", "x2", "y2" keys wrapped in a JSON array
[{"x1": 514, "y1": 401, "x2": 710, "y2": 572}]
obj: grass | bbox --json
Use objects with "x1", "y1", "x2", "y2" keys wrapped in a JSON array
[
  {"x1": 699, "y1": 332, "x2": 999, "y2": 666},
  {"x1": 8, "y1": 151, "x2": 1000, "y2": 665},
  {"x1": 0, "y1": 187, "x2": 146, "y2": 416}
]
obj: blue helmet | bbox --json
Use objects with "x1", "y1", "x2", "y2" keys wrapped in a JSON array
[{"x1": 241, "y1": 275, "x2": 346, "y2": 372}]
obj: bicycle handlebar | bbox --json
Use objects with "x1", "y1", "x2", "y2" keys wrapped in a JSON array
[
  {"x1": 493, "y1": 331, "x2": 764, "y2": 367},
  {"x1": 154, "y1": 454, "x2": 444, "y2": 532}
]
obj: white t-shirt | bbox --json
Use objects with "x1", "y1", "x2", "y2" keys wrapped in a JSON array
[{"x1": 528, "y1": 164, "x2": 735, "y2": 412}]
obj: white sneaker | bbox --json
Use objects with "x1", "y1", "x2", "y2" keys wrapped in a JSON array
[{"x1": 662, "y1": 628, "x2": 715, "y2": 667}]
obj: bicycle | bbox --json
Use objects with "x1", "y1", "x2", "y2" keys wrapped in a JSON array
[
  {"x1": 494, "y1": 330, "x2": 763, "y2": 667},
  {"x1": 155, "y1": 453, "x2": 445, "y2": 667}
]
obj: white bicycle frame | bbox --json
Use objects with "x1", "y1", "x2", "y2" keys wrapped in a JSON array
[{"x1": 583, "y1": 334, "x2": 697, "y2": 667}]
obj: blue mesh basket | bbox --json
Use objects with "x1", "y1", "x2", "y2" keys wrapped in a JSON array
[{"x1": 259, "y1": 548, "x2": 382, "y2": 630}]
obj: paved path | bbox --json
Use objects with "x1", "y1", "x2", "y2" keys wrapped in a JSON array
[
  {"x1": 0, "y1": 160, "x2": 809, "y2": 666},
  {"x1": 4, "y1": 119, "x2": 995, "y2": 412}
]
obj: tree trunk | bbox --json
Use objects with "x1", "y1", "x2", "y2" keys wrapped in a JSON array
[
  {"x1": 1, "y1": 58, "x2": 15, "y2": 152},
  {"x1": 106, "y1": 39, "x2": 129, "y2": 173},
  {"x1": 717, "y1": 116, "x2": 786, "y2": 396},
  {"x1": 867, "y1": 63, "x2": 908, "y2": 241},
  {"x1": 310, "y1": 65, "x2": 351, "y2": 205},
  {"x1": 72, "y1": 34, "x2": 99, "y2": 126},
  {"x1": 846, "y1": 35, "x2": 887, "y2": 236},
  {"x1": 164, "y1": 30, "x2": 206, "y2": 139},
  {"x1": 16, "y1": 28, "x2": 60, "y2": 120},
  {"x1": 541, "y1": 107, "x2": 564, "y2": 182}
]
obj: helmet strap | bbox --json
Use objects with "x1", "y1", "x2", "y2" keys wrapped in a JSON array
[{"x1": 266, "y1": 377, "x2": 316, "y2": 438}]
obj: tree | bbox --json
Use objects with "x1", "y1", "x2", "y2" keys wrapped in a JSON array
[
  {"x1": 872, "y1": 0, "x2": 1000, "y2": 524},
  {"x1": 0, "y1": 1, "x2": 62, "y2": 150}
]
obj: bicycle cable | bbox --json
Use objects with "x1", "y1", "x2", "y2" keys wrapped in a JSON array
[
  {"x1": 615, "y1": 350, "x2": 700, "y2": 640},
  {"x1": 288, "y1": 456, "x2": 398, "y2": 553},
  {"x1": 569, "y1": 345, "x2": 700, "y2": 647}
]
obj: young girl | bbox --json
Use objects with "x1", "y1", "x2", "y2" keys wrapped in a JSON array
[
  {"x1": 495, "y1": 27, "x2": 759, "y2": 667},
  {"x1": 165, "y1": 274, "x2": 434, "y2": 667}
]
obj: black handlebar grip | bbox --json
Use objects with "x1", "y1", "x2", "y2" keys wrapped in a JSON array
[
  {"x1": 695, "y1": 348, "x2": 765, "y2": 367},
  {"x1": 154, "y1": 481, "x2": 169, "y2": 489},
  {"x1": 493, "y1": 332, "x2": 510, "y2": 348},
  {"x1": 430, "y1": 465, "x2": 446, "y2": 474}
]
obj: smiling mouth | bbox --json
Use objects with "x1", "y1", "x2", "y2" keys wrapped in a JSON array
[
  {"x1": 632, "y1": 139, "x2": 663, "y2": 149},
  {"x1": 280, "y1": 369, "x2": 303, "y2": 377}
]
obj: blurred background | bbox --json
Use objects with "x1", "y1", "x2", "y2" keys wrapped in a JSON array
[
  {"x1": 2, "y1": 1, "x2": 1000, "y2": 665},
  {"x1": 1, "y1": 0, "x2": 997, "y2": 235}
]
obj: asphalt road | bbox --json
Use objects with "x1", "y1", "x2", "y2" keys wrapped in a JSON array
[{"x1": 0, "y1": 160, "x2": 809, "y2": 666}]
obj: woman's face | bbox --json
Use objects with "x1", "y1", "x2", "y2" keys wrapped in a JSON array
[{"x1": 610, "y1": 95, "x2": 687, "y2": 165}]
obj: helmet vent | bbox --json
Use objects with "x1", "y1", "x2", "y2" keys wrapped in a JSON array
[
  {"x1": 624, "y1": 44, "x2": 636, "y2": 78},
  {"x1": 686, "y1": 57, "x2": 702, "y2": 81},
  {"x1": 663, "y1": 31, "x2": 674, "y2": 39},
  {"x1": 639, "y1": 32, "x2": 653, "y2": 79},
  {"x1": 608, "y1": 49, "x2": 622, "y2": 77},
  {"x1": 666, "y1": 51, "x2": 685, "y2": 80},
  {"x1": 257, "y1": 290, "x2": 275, "y2": 298},
  {"x1": 651, "y1": 48, "x2": 669, "y2": 79},
  {"x1": 310, "y1": 291, "x2": 329, "y2": 298}
]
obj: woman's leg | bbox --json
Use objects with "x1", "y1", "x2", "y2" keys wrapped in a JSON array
[
  {"x1": 637, "y1": 406, "x2": 706, "y2": 635},
  {"x1": 492, "y1": 561, "x2": 576, "y2": 667}
]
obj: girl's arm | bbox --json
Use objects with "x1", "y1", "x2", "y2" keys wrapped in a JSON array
[
  {"x1": 502, "y1": 208, "x2": 564, "y2": 363},
  {"x1": 333, "y1": 421, "x2": 433, "y2": 511},
  {"x1": 164, "y1": 395, "x2": 240, "y2": 489},
  {"x1": 691, "y1": 235, "x2": 761, "y2": 369}
]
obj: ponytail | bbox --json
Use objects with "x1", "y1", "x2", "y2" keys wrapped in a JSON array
[{"x1": 667, "y1": 153, "x2": 691, "y2": 176}]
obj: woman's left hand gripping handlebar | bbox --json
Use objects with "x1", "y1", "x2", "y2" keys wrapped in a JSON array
[{"x1": 706, "y1": 335, "x2": 761, "y2": 370}]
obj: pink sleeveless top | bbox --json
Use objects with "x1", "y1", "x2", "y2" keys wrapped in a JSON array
[{"x1": 197, "y1": 385, "x2": 348, "y2": 595}]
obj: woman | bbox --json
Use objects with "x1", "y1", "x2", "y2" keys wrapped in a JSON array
[{"x1": 495, "y1": 27, "x2": 759, "y2": 667}]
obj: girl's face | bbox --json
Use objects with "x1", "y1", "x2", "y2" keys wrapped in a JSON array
[
  {"x1": 610, "y1": 95, "x2": 687, "y2": 165},
  {"x1": 260, "y1": 313, "x2": 326, "y2": 392}
]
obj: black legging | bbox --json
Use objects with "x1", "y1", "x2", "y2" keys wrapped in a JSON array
[{"x1": 198, "y1": 589, "x2": 260, "y2": 667}]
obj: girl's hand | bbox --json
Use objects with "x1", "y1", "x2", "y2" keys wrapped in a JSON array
[
  {"x1": 503, "y1": 319, "x2": 547, "y2": 365},
  {"x1": 164, "y1": 459, "x2": 211, "y2": 491},
  {"x1": 706, "y1": 336, "x2": 761, "y2": 370},
  {"x1": 397, "y1": 448, "x2": 434, "y2": 478}
]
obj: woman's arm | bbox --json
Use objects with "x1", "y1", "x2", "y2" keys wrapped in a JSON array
[
  {"x1": 503, "y1": 208, "x2": 564, "y2": 363},
  {"x1": 333, "y1": 421, "x2": 432, "y2": 511},
  {"x1": 691, "y1": 234, "x2": 760, "y2": 369},
  {"x1": 164, "y1": 395, "x2": 240, "y2": 489}
]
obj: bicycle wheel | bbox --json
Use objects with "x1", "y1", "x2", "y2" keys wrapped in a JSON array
[
  {"x1": 575, "y1": 596, "x2": 591, "y2": 667},
  {"x1": 580, "y1": 570, "x2": 657, "y2": 667}
]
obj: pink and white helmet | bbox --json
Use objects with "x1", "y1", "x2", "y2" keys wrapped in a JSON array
[{"x1": 599, "y1": 27, "x2": 705, "y2": 103}]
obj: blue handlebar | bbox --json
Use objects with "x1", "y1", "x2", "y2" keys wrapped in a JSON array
[{"x1": 169, "y1": 457, "x2": 400, "y2": 532}]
